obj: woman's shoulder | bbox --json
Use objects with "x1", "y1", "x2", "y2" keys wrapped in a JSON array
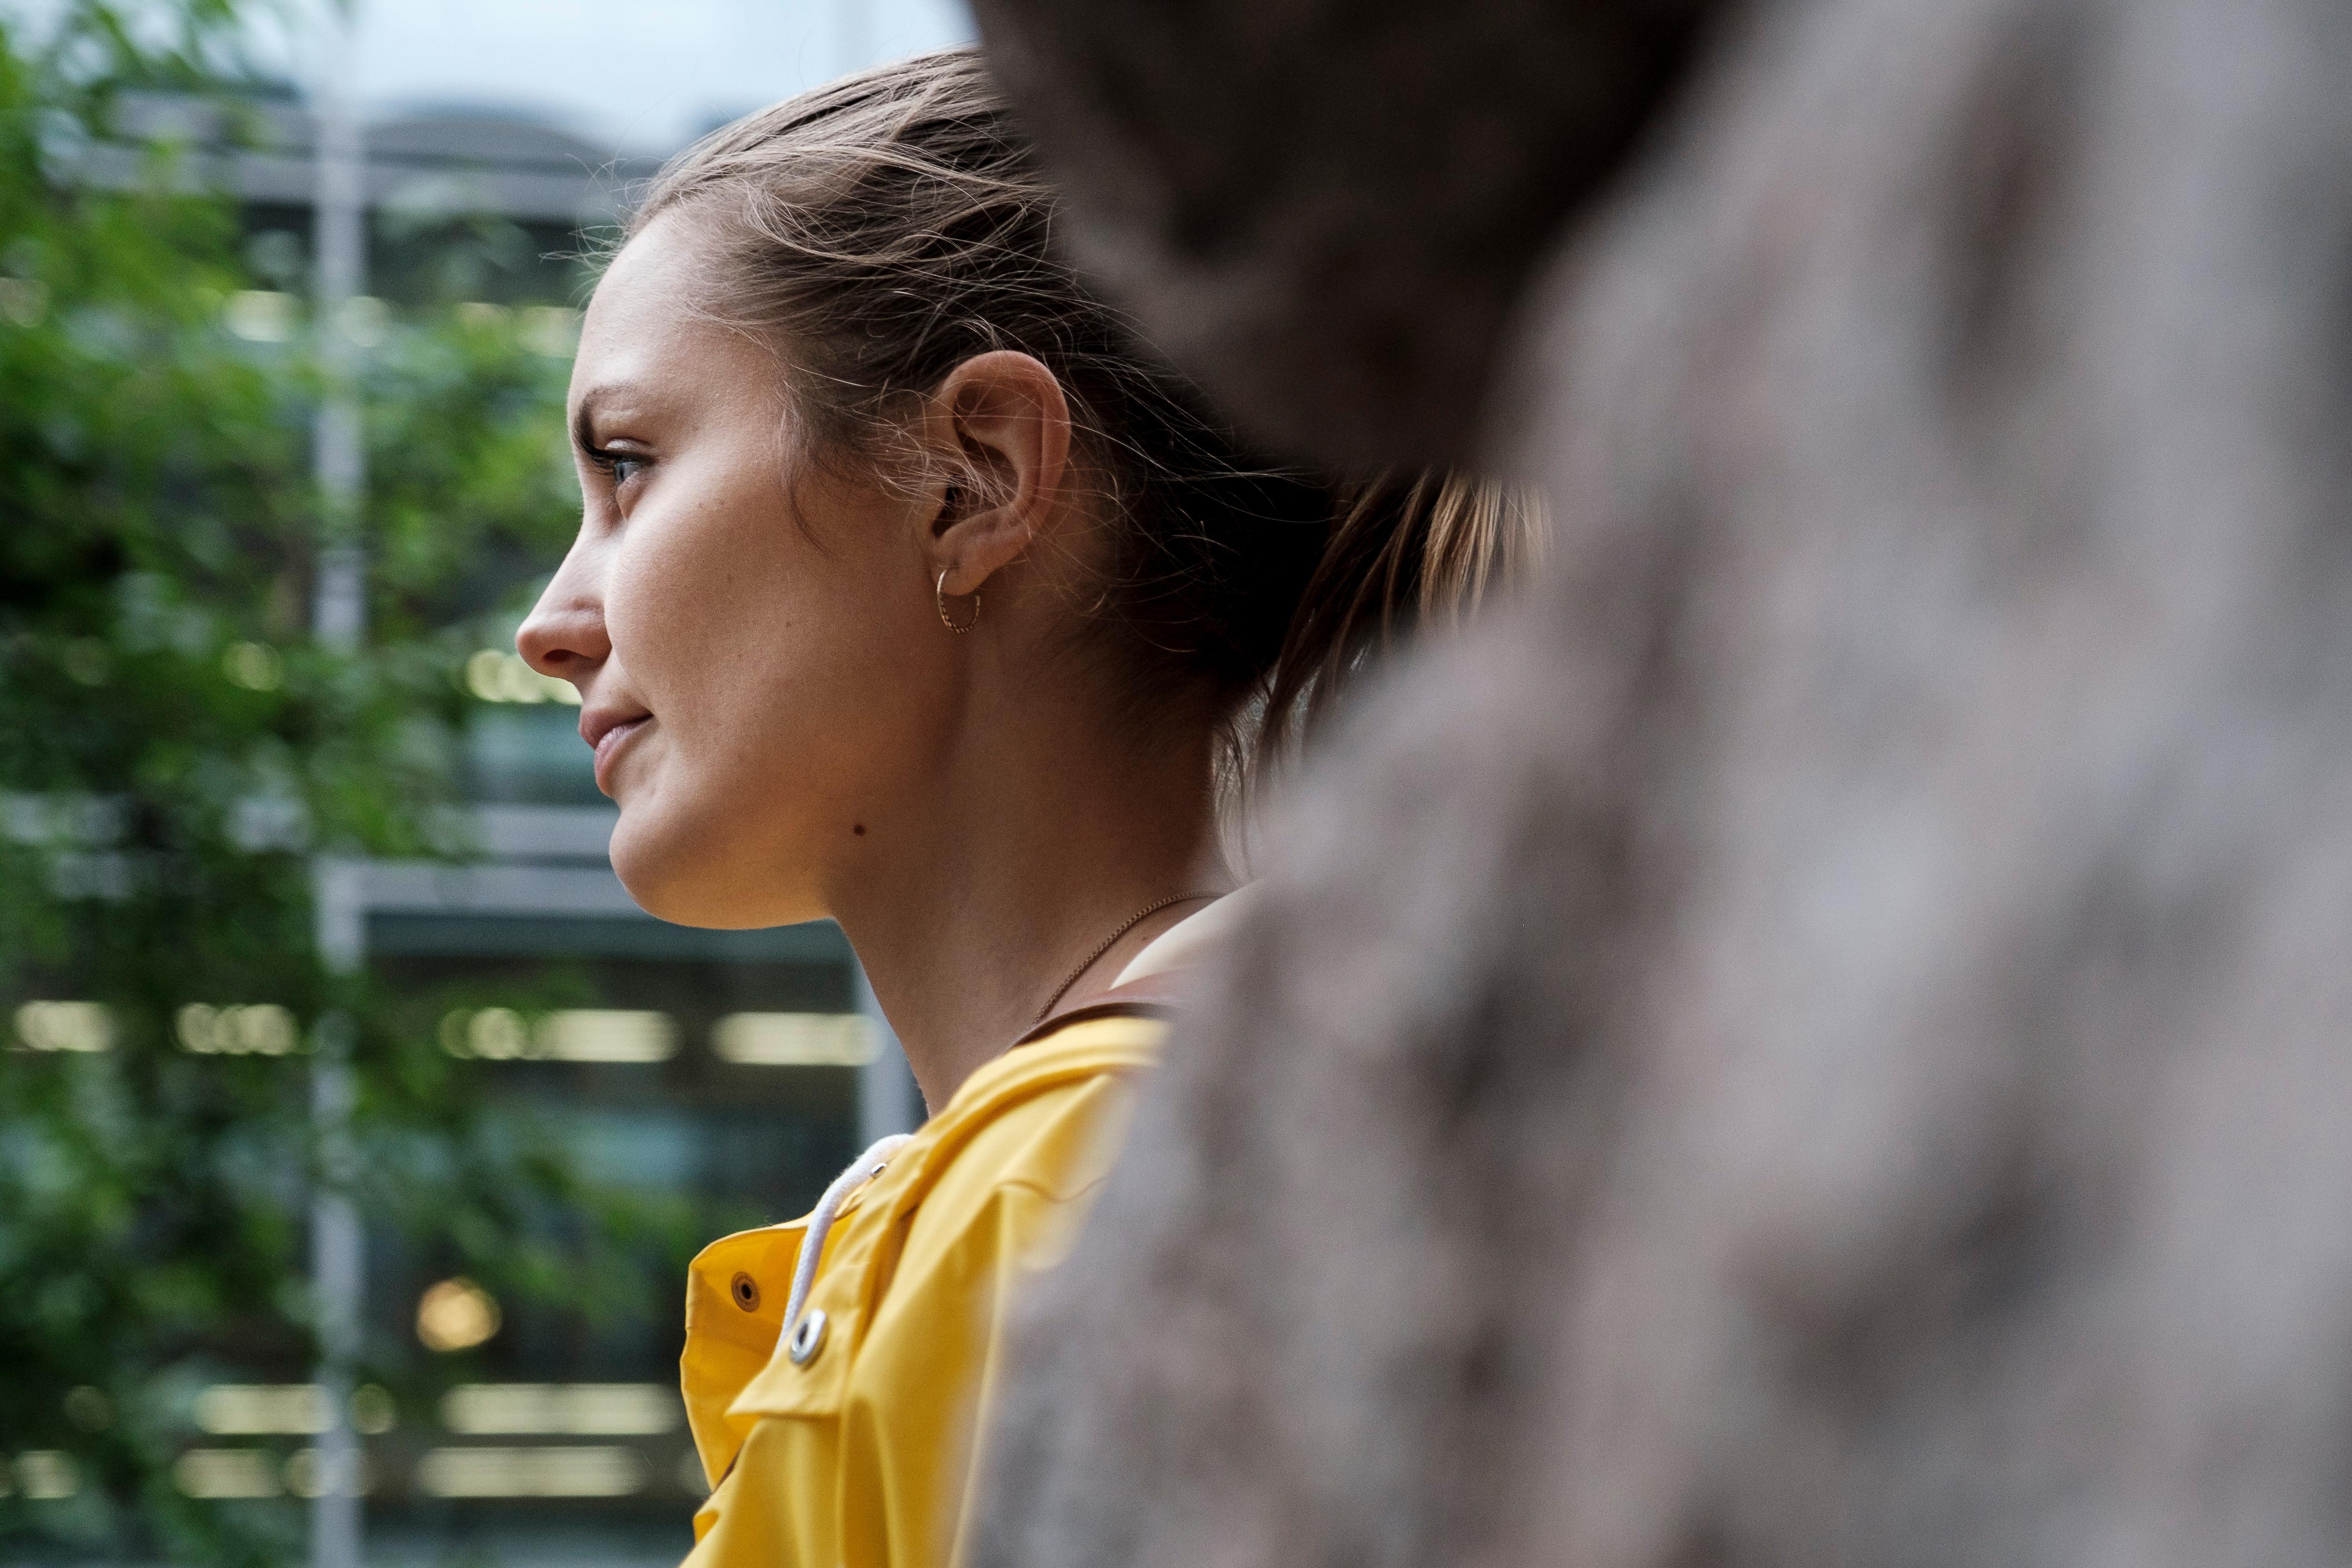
[{"x1": 910, "y1": 1010, "x2": 1164, "y2": 1213}]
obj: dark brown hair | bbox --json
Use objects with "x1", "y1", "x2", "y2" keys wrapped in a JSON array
[{"x1": 631, "y1": 47, "x2": 1542, "y2": 775}]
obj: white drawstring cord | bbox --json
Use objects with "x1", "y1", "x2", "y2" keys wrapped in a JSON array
[{"x1": 782, "y1": 1132, "x2": 915, "y2": 1347}]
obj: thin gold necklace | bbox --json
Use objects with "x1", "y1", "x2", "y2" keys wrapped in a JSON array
[{"x1": 1031, "y1": 891, "x2": 1222, "y2": 1025}]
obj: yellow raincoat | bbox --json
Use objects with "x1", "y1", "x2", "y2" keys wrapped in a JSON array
[{"x1": 676, "y1": 1010, "x2": 1159, "y2": 1568}]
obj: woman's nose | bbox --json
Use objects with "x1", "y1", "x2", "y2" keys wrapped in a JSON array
[{"x1": 517, "y1": 580, "x2": 611, "y2": 687}]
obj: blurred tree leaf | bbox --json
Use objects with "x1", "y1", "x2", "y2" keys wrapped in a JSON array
[{"x1": 0, "y1": 5, "x2": 698, "y2": 1563}]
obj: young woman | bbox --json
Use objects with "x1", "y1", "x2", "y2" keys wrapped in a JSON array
[{"x1": 515, "y1": 46, "x2": 1537, "y2": 1568}]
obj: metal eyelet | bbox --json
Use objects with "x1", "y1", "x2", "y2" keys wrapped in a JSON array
[
  {"x1": 730, "y1": 1272, "x2": 759, "y2": 1312},
  {"x1": 786, "y1": 1308, "x2": 827, "y2": 1365}
]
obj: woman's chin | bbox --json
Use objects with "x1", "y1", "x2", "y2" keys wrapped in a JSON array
[{"x1": 608, "y1": 798, "x2": 809, "y2": 930}]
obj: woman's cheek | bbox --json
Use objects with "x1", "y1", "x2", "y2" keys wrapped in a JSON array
[{"x1": 607, "y1": 533, "x2": 715, "y2": 698}]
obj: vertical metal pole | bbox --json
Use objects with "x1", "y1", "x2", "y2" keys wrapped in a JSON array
[
  {"x1": 855, "y1": 961, "x2": 923, "y2": 1140},
  {"x1": 308, "y1": 1006, "x2": 362, "y2": 1568},
  {"x1": 312, "y1": 0, "x2": 365, "y2": 649},
  {"x1": 311, "y1": 5, "x2": 366, "y2": 1566}
]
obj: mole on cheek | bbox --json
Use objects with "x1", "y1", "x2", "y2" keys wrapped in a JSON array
[{"x1": 853, "y1": 824, "x2": 866, "y2": 836}]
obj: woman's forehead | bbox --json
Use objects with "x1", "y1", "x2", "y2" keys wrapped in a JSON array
[
  {"x1": 571, "y1": 216, "x2": 770, "y2": 413},
  {"x1": 579, "y1": 219, "x2": 700, "y2": 357}
]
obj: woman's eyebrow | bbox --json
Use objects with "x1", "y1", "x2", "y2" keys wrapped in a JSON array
[{"x1": 569, "y1": 383, "x2": 640, "y2": 454}]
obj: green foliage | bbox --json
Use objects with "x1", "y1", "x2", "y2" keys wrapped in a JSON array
[
  {"x1": 366, "y1": 305, "x2": 583, "y2": 642},
  {"x1": 0, "y1": 5, "x2": 692, "y2": 1561}
]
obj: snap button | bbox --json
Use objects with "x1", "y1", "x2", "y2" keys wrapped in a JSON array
[
  {"x1": 786, "y1": 1308, "x2": 827, "y2": 1365},
  {"x1": 730, "y1": 1272, "x2": 760, "y2": 1312}
]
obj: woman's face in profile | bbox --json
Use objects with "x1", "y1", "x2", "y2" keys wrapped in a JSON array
[{"x1": 518, "y1": 210, "x2": 949, "y2": 929}]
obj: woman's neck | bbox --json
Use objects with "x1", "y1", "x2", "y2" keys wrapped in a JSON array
[{"x1": 826, "y1": 687, "x2": 1228, "y2": 1114}]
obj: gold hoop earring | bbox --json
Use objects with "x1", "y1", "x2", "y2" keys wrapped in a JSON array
[{"x1": 936, "y1": 569, "x2": 980, "y2": 634}]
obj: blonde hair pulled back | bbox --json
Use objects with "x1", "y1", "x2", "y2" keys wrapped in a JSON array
[{"x1": 633, "y1": 47, "x2": 1542, "y2": 776}]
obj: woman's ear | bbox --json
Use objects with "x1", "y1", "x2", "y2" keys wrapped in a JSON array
[{"x1": 923, "y1": 350, "x2": 1072, "y2": 597}]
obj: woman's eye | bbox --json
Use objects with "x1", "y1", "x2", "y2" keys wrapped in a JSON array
[{"x1": 589, "y1": 447, "x2": 650, "y2": 495}]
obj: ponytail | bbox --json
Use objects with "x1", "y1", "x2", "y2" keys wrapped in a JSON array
[{"x1": 1257, "y1": 469, "x2": 1545, "y2": 764}]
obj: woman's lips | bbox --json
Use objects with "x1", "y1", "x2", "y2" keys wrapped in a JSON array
[{"x1": 592, "y1": 716, "x2": 650, "y2": 794}]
